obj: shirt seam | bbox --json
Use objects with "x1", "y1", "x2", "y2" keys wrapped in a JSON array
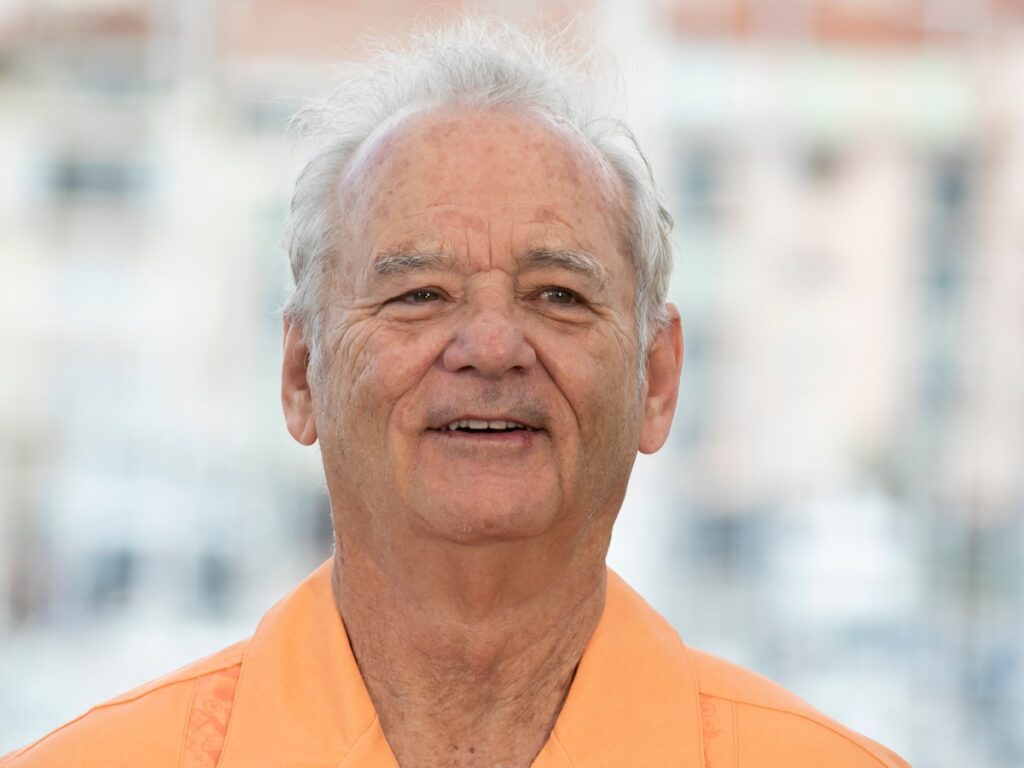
[
  {"x1": 5, "y1": 666, "x2": 235, "y2": 764},
  {"x1": 335, "y1": 715, "x2": 388, "y2": 768},
  {"x1": 730, "y1": 699, "x2": 738, "y2": 768},
  {"x1": 178, "y1": 677, "x2": 201, "y2": 768},
  {"x1": 677, "y1": 640, "x2": 708, "y2": 766},
  {"x1": 550, "y1": 731, "x2": 577, "y2": 768},
  {"x1": 708, "y1": 695, "x2": 899, "y2": 768},
  {"x1": 205, "y1": 647, "x2": 253, "y2": 763}
]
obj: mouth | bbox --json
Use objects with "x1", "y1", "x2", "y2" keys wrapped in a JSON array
[
  {"x1": 422, "y1": 414, "x2": 548, "y2": 461},
  {"x1": 437, "y1": 418, "x2": 539, "y2": 434},
  {"x1": 424, "y1": 414, "x2": 547, "y2": 446}
]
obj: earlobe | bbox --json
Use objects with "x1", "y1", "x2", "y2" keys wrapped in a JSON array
[
  {"x1": 281, "y1": 319, "x2": 318, "y2": 446},
  {"x1": 638, "y1": 304, "x2": 683, "y2": 454}
]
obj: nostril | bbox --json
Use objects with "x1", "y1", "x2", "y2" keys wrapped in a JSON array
[{"x1": 441, "y1": 316, "x2": 536, "y2": 376}]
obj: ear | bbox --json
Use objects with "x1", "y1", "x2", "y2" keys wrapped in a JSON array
[
  {"x1": 638, "y1": 304, "x2": 683, "y2": 454},
  {"x1": 281, "y1": 319, "x2": 318, "y2": 446}
]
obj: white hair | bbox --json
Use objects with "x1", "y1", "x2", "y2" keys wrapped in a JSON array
[{"x1": 283, "y1": 17, "x2": 674, "y2": 379}]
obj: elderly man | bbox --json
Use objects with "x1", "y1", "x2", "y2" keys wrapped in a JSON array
[{"x1": 4, "y1": 20, "x2": 909, "y2": 768}]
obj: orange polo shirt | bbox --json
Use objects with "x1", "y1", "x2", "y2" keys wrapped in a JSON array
[{"x1": 2, "y1": 561, "x2": 910, "y2": 767}]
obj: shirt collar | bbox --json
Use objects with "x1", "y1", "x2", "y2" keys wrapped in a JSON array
[
  {"x1": 218, "y1": 561, "x2": 704, "y2": 767},
  {"x1": 537, "y1": 570, "x2": 705, "y2": 766},
  {"x1": 217, "y1": 560, "x2": 394, "y2": 768}
]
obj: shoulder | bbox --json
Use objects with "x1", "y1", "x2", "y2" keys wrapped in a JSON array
[
  {"x1": 687, "y1": 647, "x2": 911, "y2": 768},
  {"x1": 604, "y1": 573, "x2": 910, "y2": 766},
  {"x1": 1, "y1": 639, "x2": 249, "y2": 768}
]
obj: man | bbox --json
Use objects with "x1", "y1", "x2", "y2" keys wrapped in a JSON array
[{"x1": 3, "y1": 19, "x2": 909, "y2": 768}]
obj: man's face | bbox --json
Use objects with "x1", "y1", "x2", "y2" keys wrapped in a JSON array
[{"x1": 287, "y1": 107, "x2": 678, "y2": 551}]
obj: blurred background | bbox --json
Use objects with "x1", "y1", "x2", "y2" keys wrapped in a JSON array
[{"x1": 1, "y1": 0, "x2": 1022, "y2": 765}]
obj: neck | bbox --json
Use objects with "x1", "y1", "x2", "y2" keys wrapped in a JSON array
[{"x1": 331, "y1": 536, "x2": 608, "y2": 768}]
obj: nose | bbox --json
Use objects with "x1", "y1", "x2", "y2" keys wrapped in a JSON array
[{"x1": 442, "y1": 299, "x2": 537, "y2": 377}]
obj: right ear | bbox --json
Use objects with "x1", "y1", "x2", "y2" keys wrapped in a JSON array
[{"x1": 281, "y1": 319, "x2": 318, "y2": 446}]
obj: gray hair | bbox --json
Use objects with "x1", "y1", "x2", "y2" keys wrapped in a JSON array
[{"x1": 283, "y1": 18, "x2": 673, "y2": 379}]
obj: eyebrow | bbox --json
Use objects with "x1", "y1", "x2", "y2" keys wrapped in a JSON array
[
  {"x1": 519, "y1": 247, "x2": 608, "y2": 288},
  {"x1": 371, "y1": 248, "x2": 452, "y2": 276},
  {"x1": 370, "y1": 245, "x2": 608, "y2": 286}
]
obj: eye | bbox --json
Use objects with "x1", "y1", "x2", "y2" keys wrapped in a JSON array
[
  {"x1": 397, "y1": 288, "x2": 444, "y2": 304},
  {"x1": 539, "y1": 287, "x2": 580, "y2": 305}
]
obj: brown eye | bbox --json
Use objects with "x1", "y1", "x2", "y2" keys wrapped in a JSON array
[
  {"x1": 540, "y1": 287, "x2": 578, "y2": 305},
  {"x1": 402, "y1": 289, "x2": 442, "y2": 303}
]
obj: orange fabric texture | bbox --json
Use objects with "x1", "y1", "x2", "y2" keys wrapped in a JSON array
[
  {"x1": 2, "y1": 561, "x2": 910, "y2": 767},
  {"x1": 182, "y1": 666, "x2": 241, "y2": 768}
]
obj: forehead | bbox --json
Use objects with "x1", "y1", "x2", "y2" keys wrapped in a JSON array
[{"x1": 336, "y1": 107, "x2": 628, "y2": 258}]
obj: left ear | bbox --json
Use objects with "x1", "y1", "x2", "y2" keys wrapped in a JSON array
[{"x1": 638, "y1": 304, "x2": 683, "y2": 454}]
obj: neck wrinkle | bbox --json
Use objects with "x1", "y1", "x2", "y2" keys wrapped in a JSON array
[{"x1": 330, "y1": 544, "x2": 608, "y2": 767}]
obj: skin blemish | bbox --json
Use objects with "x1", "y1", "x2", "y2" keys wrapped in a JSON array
[
  {"x1": 554, "y1": 154, "x2": 582, "y2": 187},
  {"x1": 424, "y1": 118, "x2": 464, "y2": 143},
  {"x1": 532, "y1": 205, "x2": 562, "y2": 225}
]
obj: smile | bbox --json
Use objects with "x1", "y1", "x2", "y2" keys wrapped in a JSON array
[{"x1": 441, "y1": 419, "x2": 535, "y2": 433}]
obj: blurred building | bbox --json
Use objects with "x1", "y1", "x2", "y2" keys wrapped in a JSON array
[
  {"x1": 645, "y1": 3, "x2": 1024, "y2": 765},
  {"x1": 1, "y1": 1, "x2": 1022, "y2": 766}
]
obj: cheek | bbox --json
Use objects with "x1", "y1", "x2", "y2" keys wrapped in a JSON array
[
  {"x1": 321, "y1": 319, "x2": 447, "y2": 435},
  {"x1": 536, "y1": 323, "x2": 641, "y2": 442},
  {"x1": 577, "y1": 333, "x2": 642, "y2": 444}
]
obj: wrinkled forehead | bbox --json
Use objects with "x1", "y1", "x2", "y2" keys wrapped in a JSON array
[{"x1": 334, "y1": 106, "x2": 629, "y2": 258}]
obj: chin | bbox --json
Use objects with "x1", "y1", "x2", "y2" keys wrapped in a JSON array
[{"x1": 414, "y1": 496, "x2": 560, "y2": 545}]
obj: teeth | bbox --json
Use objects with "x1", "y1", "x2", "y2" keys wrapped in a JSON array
[{"x1": 443, "y1": 419, "x2": 526, "y2": 431}]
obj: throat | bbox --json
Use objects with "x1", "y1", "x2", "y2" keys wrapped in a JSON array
[
  {"x1": 332, "y1": 555, "x2": 606, "y2": 768},
  {"x1": 374, "y1": 659, "x2": 577, "y2": 768}
]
